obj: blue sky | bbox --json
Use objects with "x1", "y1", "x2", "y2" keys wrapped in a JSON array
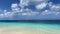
[
  {"x1": 0, "y1": 0, "x2": 19, "y2": 10},
  {"x1": 0, "y1": 0, "x2": 60, "y2": 20}
]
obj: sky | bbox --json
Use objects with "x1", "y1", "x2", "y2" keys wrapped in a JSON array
[{"x1": 0, "y1": 0, "x2": 60, "y2": 20}]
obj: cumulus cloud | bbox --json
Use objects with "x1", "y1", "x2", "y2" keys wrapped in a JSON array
[
  {"x1": 50, "y1": 4, "x2": 60, "y2": 11},
  {"x1": 0, "y1": 11, "x2": 13, "y2": 18},
  {"x1": 0, "y1": 0, "x2": 60, "y2": 20},
  {"x1": 19, "y1": 0, "x2": 49, "y2": 7},
  {"x1": 36, "y1": 2, "x2": 47, "y2": 10},
  {"x1": 41, "y1": 2, "x2": 60, "y2": 16},
  {"x1": 11, "y1": 3, "x2": 18, "y2": 8},
  {"x1": 48, "y1": 2, "x2": 60, "y2": 11},
  {"x1": 41, "y1": 10, "x2": 52, "y2": 15},
  {"x1": 11, "y1": 3, "x2": 20, "y2": 11},
  {"x1": 19, "y1": 0, "x2": 29, "y2": 7}
]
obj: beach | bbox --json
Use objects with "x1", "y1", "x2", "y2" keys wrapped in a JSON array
[{"x1": 0, "y1": 22, "x2": 60, "y2": 34}]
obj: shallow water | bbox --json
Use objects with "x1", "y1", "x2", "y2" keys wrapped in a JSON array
[{"x1": 0, "y1": 22, "x2": 60, "y2": 34}]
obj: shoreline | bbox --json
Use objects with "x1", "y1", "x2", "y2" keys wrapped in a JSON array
[{"x1": 0, "y1": 25, "x2": 60, "y2": 34}]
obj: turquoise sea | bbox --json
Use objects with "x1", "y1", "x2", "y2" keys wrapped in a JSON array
[{"x1": 0, "y1": 22, "x2": 60, "y2": 34}]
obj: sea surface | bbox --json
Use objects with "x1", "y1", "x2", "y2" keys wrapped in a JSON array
[{"x1": 0, "y1": 22, "x2": 60, "y2": 34}]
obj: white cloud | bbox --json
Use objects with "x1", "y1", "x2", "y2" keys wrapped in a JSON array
[
  {"x1": 21, "y1": 12, "x2": 39, "y2": 16},
  {"x1": 55, "y1": 12, "x2": 60, "y2": 15},
  {"x1": 41, "y1": 10, "x2": 60, "y2": 16},
  {"x1": 22, "y1": 13, "x2": 28, "y2": 15},
  {"x1": 36, "y1": 2, "x2": 47, "y2": 10},
  {"x1": 19, "y1": 0, "x2": 29, "y2": 6},
  {"x1": 4, "y1": 12, "x2": 12, "y2": 16},
  {"x1": 50, "y1": 5, "x2": 60, "y2": 11},
  {"x1": 0, "y1": 12, "x2": 12, "y2": 18},
  {"x1": 40, "y1": 2, "x2": 60, "y2": 16},
  {"x1": 41, "y1": 7, "x2": 60, "y2": 16},
  {"x1": 41, "y1": 10, "x2": 51, "y2": 15},
  {"x1": 19, "y1": 0, "x2": 49, "y2": 7},
  {"x1": 0, "y1": 14, "x2": 4, "y2": 17},
  {"x1": 49, "y1": 4, "x2": 60, "y2": 15},
  {"x1": 48, "y1": 2, "x2": 60, "y2": 11},
  {"x1": 48, "y1": 2, "x2": 53, "y2": 7},
  {"x1": 0, "y1": 0, "x2": 60, "y2": 19},
  {"x1": 11, "y1": 3, "x2": 20, "y2": 11},
  {"x1": 11, "y1": 3, "x2": 18, "y2": 8}
]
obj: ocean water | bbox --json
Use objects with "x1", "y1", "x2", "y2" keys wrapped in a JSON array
[{"x1": 0, "y1": 22, "x2": 60, "y2": 34}]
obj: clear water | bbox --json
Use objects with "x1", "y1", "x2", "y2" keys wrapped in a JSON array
[
  {"x1": 0, "y1": 22, "x2": 60, "y2": 34},
  {"x1": 0, "y1": 22, "x2": 60, "y2": 30}
]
